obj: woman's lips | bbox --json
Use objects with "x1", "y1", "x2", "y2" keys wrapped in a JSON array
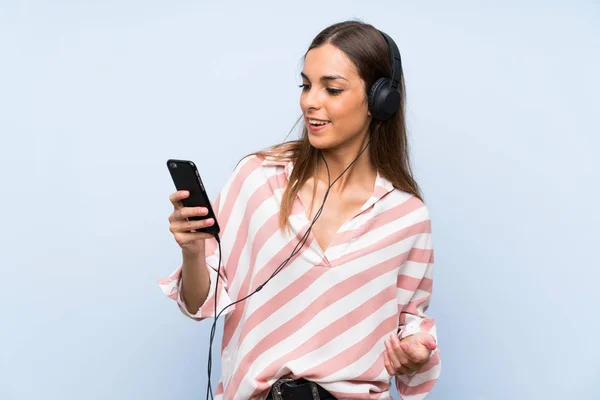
[{"x1": 306, "y1": 119, "x2": 331, "y2": 132}]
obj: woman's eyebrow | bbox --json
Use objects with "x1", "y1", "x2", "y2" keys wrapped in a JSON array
[{"x1": 301, "y1": 72, "x2": 348, "y2": 82}]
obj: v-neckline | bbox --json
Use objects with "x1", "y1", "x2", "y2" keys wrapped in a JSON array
[
  {"x1": 275, "y1": 159, "x2": 397, "y2": 267},
  {"x1": 294, "y1": 186, "x2": 372, "y2": 265}
]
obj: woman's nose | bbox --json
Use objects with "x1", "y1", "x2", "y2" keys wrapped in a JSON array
[{"x1": 301, "y1": 87, "x2": 322, "y2": 110}]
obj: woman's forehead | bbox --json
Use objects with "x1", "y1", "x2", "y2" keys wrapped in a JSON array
[{"x1": 303, "y1": 43, "x2": 360, "y2": 81}]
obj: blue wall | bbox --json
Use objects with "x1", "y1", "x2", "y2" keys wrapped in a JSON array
[{"x1": 1, "y1": 1, "x2": 598, "y2": 399}]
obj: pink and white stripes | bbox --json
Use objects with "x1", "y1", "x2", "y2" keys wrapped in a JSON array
[{"x1": 158, "y1": 155, "x2": 441, "y2": 399}]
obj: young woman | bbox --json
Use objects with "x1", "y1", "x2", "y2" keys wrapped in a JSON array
[{"x1": 159, "y1": 20, "x2": 441, "y2": 400}]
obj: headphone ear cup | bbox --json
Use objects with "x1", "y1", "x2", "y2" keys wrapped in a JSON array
[
  {"x1": 368, "y1": 78, "x2": 389, "y2": 120},
  {"x1": 369, "y1": 78, "x2": 400, "y2": 121}
]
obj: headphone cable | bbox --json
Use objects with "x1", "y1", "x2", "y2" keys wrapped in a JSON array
[{"x1": 206, "y1": 124, "x2": 381, "y2": 400}]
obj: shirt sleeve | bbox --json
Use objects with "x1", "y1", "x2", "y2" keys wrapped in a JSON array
[
  {"x1": 394, "y1": 227, "x2": 441, "y2": 399},
  {"x1": 157, "y1": 236, "x2": 234, "y2": 321},
  {"x1": 157, "y1": 156, "x2": 259, "y2": 321}
]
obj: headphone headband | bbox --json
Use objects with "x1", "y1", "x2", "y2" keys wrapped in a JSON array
[
  {"x1": 377, "y1": 30, "x2": 402, "y2": 89},
  {"x1": 367, "y1": 29, "x2": 403, "y2": 121}
]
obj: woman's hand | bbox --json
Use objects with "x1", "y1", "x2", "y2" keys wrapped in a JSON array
[
  {"x1": 383, "y1": 332, "x2": 437, "y2": 376},
  {"x1": 168, "y1": 190, "x2": 216, "y2": 256}
]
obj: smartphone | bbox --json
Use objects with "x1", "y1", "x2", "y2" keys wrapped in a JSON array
[{"x1": 166, "y1": 159, "x2": 220, "y2": 236}]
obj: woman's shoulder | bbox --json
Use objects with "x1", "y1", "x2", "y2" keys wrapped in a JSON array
[
  {"x1": 385, "y1": 186, "x2": 431, "y2": 221},
  {"x1": 235, "y1": 143, "x2": 296, "y2": 171},
  {"x1": 228, "y1": 142, "x2": 296, "y2": 182}
]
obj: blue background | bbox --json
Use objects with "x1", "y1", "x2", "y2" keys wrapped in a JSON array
[{"x1": 1, "y1": 1, "x2": 598, "y2": 399}]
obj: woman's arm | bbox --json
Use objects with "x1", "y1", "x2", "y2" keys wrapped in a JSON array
[
  {"x1": 180, "y1": 243, "x2": 211, "y2": 315},
  {"x1": 394, "y1": 219, "x2": 441, "y2": 398},
  {"x1": 158, "y1": 157, "x2": 263, "y2": 321}
]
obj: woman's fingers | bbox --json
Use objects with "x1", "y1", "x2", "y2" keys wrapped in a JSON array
[
  {"x1": 180, "y1": 206, "x2": 209, "y2": 219},
  {"x1": 170, "y1": 217, "x2": 214, "y2": 234},
  {"x1": 384, "y1": 337, "x2": 420, "y2": 375},
  {"x1": 400, "y1": 333, "x2": 435, "y2": 365},
  {"x1": 383, "y1": 351, "x2": 395, "y2": 375},
  {"x1": 168, "y1": 191, "x2": 214, "y2": 252},
  {"x1": 392, "y1": 334, "x2": 421, "y2": 368},
  {"x1": 169, "y1": 206, "x2": 209, "y2": 223},
  {"x1": 172, "y1": 219, "x2": 215, "y2": 246},
  {"x1": 169, "y1": 190, "x2": 189, "y2": 209},
  {"x1": 173, "y1": 231, "x2": 214, "y2": 247},
  {"x1": 384, "y1": 339, "x2": 402, "y2": 372}
]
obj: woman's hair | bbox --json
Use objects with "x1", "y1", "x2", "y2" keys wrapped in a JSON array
[{"x1": 248, "y1": 20, "x2": 423, "y2": 232}]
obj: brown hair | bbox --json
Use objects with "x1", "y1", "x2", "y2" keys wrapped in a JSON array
[{"x1": 248, "y1": 20, "x2": 422, "y2": 232}]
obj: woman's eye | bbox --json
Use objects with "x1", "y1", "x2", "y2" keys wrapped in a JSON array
[{"x1": 298, "y1": 84, "x2": 343, "y2": 95}]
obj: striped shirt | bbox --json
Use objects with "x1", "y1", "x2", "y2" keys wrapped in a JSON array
[{"x1": 158, "y1": 154, "x2": 441, "y2": 399}]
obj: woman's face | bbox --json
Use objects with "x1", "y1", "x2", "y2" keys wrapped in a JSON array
[{"x1": 300, "y1": 43, "x2": 371, "y2": 150}]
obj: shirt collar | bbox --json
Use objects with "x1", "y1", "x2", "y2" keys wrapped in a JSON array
[{"x1": 263, "y1": 157, "x2": 395, "y2": 205}]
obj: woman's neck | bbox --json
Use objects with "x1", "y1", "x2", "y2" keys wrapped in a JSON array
[{"x1": 316, "y1": 135, "x2": 376, "y2": 192}]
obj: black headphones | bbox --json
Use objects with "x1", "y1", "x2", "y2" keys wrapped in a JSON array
[{"x1": 367, "y1": 30, "x2": 403, "y2": 121}]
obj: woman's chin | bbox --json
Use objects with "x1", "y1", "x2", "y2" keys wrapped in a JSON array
[
  {"x1": 308, "y1": 133, "x2": 336, "y2": 150},
  {"x1": 308, "y1": 137, "x2": 331, "y2": 150}
]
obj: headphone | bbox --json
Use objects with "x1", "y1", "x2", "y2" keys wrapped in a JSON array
[
  {"x1": 368, "y1": 29, "x2": 403, "y2": 121},
  {"x1": 205, "y1": 28, "x2": 403, "y2": 400}
]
